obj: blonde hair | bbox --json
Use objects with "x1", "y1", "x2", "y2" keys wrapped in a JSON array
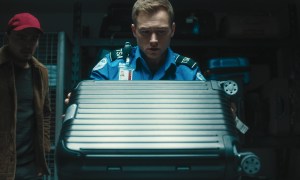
[{"x1": 132, "y1": 0, "x2": 174, "y2": 25}]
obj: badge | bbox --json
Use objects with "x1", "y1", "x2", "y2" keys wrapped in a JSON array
[
  {"x1": 118, "y1": 63, "x2": 134, "y2": 80},
  {"x1": 93, "y1": 58, "x2": 107, "y2": 71}
]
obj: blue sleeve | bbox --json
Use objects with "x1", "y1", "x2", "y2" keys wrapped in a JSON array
[
  {"x1": 89, "y1": 56, "x2": 110, "y2": 80},
  {"x1": 183, "y1": 65, "x2": 206, "y2": 81},
  {"x1": 90, "y1": 70, "x2": 107, "y2": 80}
]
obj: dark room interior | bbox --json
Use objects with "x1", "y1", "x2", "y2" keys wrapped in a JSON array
[{"x1": 0, "y1": 0, "x2": 299, "y2": 180}]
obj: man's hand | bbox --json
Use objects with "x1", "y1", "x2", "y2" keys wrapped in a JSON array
[
  {"x1": 64, "y1": 92, "x2": 71, "y2": 105},
  {"x1": 230, "y1": 102, "x2": 237, "y2": 119},
  {"x1": 62, "y1": 92, "x2": 71, "y2": 120}
]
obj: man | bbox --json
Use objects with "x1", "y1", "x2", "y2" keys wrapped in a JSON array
[
  {"x1": 0, "y1": 13, "x2": 51, "y2": 180},
  {"x1": 90, "y1": 0, "x2": 206, "y2": 81}
]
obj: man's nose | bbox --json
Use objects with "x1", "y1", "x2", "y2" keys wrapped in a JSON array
[
  {"x1": 150, "y1": 32, "x2": 158, "y2": 44},
  {"x1": 23, "y1": 37, "x2": 37, "y2": 46}
]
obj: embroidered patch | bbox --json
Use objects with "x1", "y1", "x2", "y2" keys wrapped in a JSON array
[
  {"x1": 175, "y1": 55, "x2": 197, "y2": 69},
  {"x1": 93, "y1": 58, "x2": 107, "y2": 71},
  {"x1": 196, "y1": 72, "x2": 206, "y2": 81}
]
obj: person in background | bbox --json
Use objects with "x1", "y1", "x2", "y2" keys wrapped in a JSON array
[
  {"x1": 0, "y1": 12, "x2": 51, "y2": 180},
  {"x1": 90, "y1": 0, "x2": 206, "y2": 81}
]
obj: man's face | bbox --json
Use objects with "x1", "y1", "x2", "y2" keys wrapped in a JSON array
[
  {"x1": 132, "y1": 9, "x2": 175, "y2": 64},
  {"x1": 7, "y1": 28, "x2": 40, "y2": 63}
]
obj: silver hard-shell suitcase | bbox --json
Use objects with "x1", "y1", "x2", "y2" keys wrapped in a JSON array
[{"x1": 56, "y1": 80, "x2": 260, "y2": 180}]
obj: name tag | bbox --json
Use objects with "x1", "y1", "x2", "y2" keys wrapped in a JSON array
[{"x1": 118, "y1": 63, "x2": 134, "y2": 80}]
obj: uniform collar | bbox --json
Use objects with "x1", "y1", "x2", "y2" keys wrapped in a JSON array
[{"x1": 131, "y1": 46, "x2": 176, "y2": 72}]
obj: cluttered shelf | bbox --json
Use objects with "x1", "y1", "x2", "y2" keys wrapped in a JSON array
[{"x1": 79, "y1": 37, "x2": 300, "y2": 48}]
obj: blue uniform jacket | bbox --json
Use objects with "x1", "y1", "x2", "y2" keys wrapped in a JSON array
[{"x1": 90, "y1": 46, "x2": 206, "y2": 81}]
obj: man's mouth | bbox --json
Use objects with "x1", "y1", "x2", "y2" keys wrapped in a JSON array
[
  {"x1": 21, "y1": 51, "x2": 32, "y2": 55},
  {"x1": 21, "y1": 50, "x2": 32, "y2": 54},
  {"x1": 148, "y1": 48, "x2": 159, "y2": 52}
]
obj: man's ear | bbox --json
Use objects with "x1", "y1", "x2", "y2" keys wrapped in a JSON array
[
  {"x1": 131, "y1": 24, "x2": 137, "y2": 38},
  {"x1": 171, "y1": 22, "x2": 175, "y2": 37}
]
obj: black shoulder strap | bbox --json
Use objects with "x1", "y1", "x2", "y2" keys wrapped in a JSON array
[
  {"x1": 175, "y1": 55, "x2": 198, "y2": 69},
  {"x1": 109, "y1": 48, "x2": 124, "y2": 61},
  {"x1": 110, "y1": 42, "x2": 132, "y2": 62}
]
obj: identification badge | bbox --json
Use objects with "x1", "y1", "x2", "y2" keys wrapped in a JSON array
[{"x1": 118, "y1": 63, "x2": 134, "y2": 80}]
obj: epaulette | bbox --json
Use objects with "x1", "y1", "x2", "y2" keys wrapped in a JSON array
[
  {"x1": 109, "y1": 48, "x2": 124, "y2": 62},
  {"x1": 110, "y1": 42, "x2": 132, "y2": 62},
  {"x1": 175, "y1": 55, "x2": 198, "y2": 69}
]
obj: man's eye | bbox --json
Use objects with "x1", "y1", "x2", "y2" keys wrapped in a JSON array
[
  {"x1": 138, "y1": 29, "x2": 168, "y2": 36},
  {"x1": 16, "y1": 35, "x2": 27, "y2": 40},
  {"x1": 15, "y1": 34, "x2": 39, "y2": 41},
  {"x1": 139, "y1": 30, "x2": 151, "y2": 35},
  {"x1": 31, "y1": 36, "x2": 39, "y2": 41},
  {"x1": 157, "y1": 30, "x2": 167, "y2": 35}
]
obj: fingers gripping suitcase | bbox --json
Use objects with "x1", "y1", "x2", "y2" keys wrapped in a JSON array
[{"x1": 56, "y1": 80, "x2": 260, "y2": 180}]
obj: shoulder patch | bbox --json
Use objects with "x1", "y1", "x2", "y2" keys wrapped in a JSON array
[
  {"x1": 110, "y1": 48, "x2": 124, "y2": 62},
  {"x1": 175, "y1": 55, "x2": 198, "y2": 69},
  {"x1": 196, "y1": 72, "x2": 206, "y2": 81},
  {"x1": 92, "y1": 57, "x2": 107, "y2": 71}
]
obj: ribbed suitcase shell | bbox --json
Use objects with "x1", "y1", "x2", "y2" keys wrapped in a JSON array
[{"x1": 56, "y1": 80, "x2": 240, "y2": 180}]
